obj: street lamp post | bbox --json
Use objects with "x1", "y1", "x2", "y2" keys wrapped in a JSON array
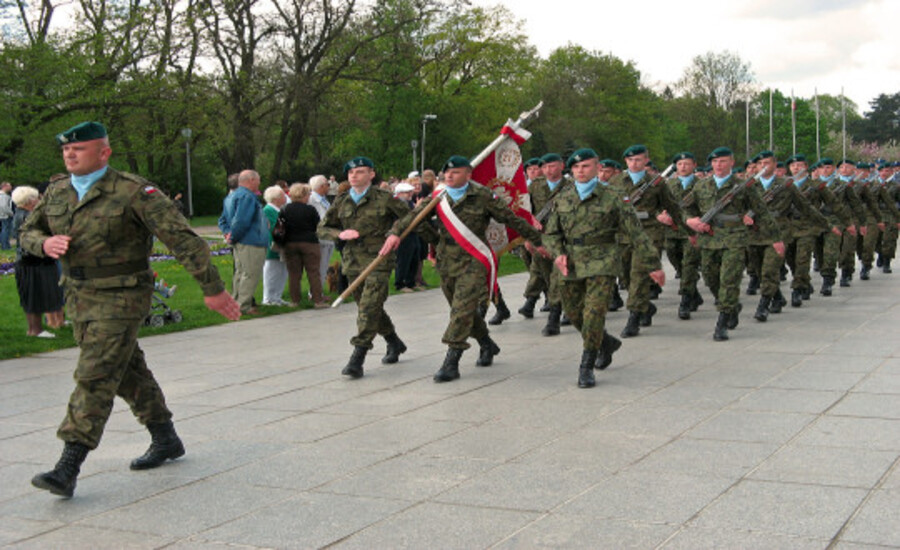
[
  {"x1": 411, "y1": 139, "x2": 418, "y2": 173},
  {"x1": 180, "y1": 128, "x2": 194, "y2": 218},
  {"x1": 420, "y1": 114, "x2": 436, "y2": 174}
]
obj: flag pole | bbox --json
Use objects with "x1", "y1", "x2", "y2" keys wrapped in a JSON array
[
  {"x1": 769, "y1": 89, "x2": 773, "y2": 151},
  {"x1": 841, "y1": 87, "x2": 847, "y2": 159},
  {"x1": 331, "y1": 101, "x2": 544, "y2": 308},
  {"x1": 791, "y1": 89, "x2": 797, "y2": 155},
  {"x1": 815, "y1": 88, "x2": 820, "y2": 159}
]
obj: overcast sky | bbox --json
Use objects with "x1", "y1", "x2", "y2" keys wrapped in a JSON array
[{"x1": 471, "y1": 0, "x2": 899, "y2": 115}]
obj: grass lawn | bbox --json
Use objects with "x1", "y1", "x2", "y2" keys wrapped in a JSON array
[{"x1": 0, "y1": 240, "x2": 526, "y2": 360}]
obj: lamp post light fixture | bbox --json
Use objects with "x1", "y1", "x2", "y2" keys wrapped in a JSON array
[
  {"x1": 420, "y1": 114, "x2": 437, "y2": 174},
  {"x1": 180, "y1": 128, "x2": 194, "y2": 218}
]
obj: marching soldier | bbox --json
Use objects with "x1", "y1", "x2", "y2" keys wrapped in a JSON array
[
  {"x1": 22, "y1": 122, "x2": 241, "y2": 498},
  {"x1": 665, "y1": 152, "x2": 704, "y2": 319},
  {"x1": 517, "y1": 157, "x2": 546, "y2": 316},
  {"x1": 382, "y1": 156, "x2": 544, "y2": 383},
  {"x1": 543, "y1": 148, "x2": 664, "y2": 388},
  {"x1": 833, "y1": 160, "x2": 869, "y2": 286},
  {"x1": 317, "y1": 157, "x2": 412, "y2": 379},
  {"x1": 853, "y1": 162, "x2": 886, "y2": 280},
  {"x1": 686, "y1": 147, "x2": 783, "y2": 341},
  {"x1": 815, "y1": 158, "x2": 859, "y2": 294},
  {"x1": 609, "y1": 144, "x2": 685, "y2": 338},
  {"x1": 874, "y1": 162, "x2": 900, "y2": 272}
]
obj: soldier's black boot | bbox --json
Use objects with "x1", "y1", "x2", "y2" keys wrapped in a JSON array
[
  {"x1": 130, "y1": 420, "x2": 185, "y2": 470},
  {"x1": 770, "y1": 289, "x2": 785, "y2": 313},
  {"x1": 876, "y1": 254, "x2": 883, "y2": 267},
  {"x1": 542, "y1": 306, "x2": 561, "y2": 336},
  {"x1": 791, "y1": 289, "x2": 803, "y2": 307},
  {"x1": 488, "y1": 295, "x2": 511, "y2": 326},
  {"x1": 32, "y1": 442, "x2": 90, "y2": 498},
  {"x1": 434, "y1": 348, "x2": 462, "y2": 382},
  {"x1": 840, "y1": 268, "x2": 852, "y2": 287},
  {"x1": 678, "y1": 293, "x2": 692, "y2": 320},
  {"x1": 341, "y1": 346, "x2": 367, "y2": 378},
  {"x1": 746, "y1": 274, "x2": 759, "y2": 295},
  {"x1": 802, "y1": 284, "x2": 812, "y2": 300},
  {"x1": 382, "y1": 332, "x2": 407, "y2": 364},
  {"x1": 609, "y1": 286, "x2": 624, "y2": 312},
  {"x1": 578, "y1": 349, "x2": 597, "y2": 388},
  {"x1": 727, "y1": 303, "x2": 742, "y2": 330},
  {"x1": 884, "y1": 259, "x2": 893, "y2": 274},
  {"x1": 518, "y1": 296, "x2": 537, "y2": 319},
  {"x1": 690, "y1": 290, "x2": 704, "y2": 312},
  {"x1": 620, "y1": 311, "x2": 641, "y2": 338},
  {"x1": 713, "y1": 312, "x2": 729, "y2": 341},
  {"x1": 820, "y1": 277, "x2": 834, "y2": 296},
  {"x1": 540, "y1": 294, "x2": 551, "y2": 312},
  {"x1": 860, "y1": 265, "x2": 870, "y2": 280},
  {"x1": 595, "y1": 331, "x2": 622, "y2": 370},
  {"x1": 560, "y1": 312, "x2": 571, "y2": 326},
  {"x1": 649, "y1": 282, "x2": 662, "y2": 300},
  {"x1": 639, "y1": 302, "x2": 657, "y2": 327},
  {"x1": 754, "y1": 295, "x2": 771, "y2": 322},
  {"x1": 475, "y1": 336, "x2": 500, "y2": 366}
]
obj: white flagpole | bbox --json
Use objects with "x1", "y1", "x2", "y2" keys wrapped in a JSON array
[
  {"x1": 815, "y1": 88, "x2": 820, "y2": 159},
  {"x1": 841, "y1": 87, "x2": 847, "y2": 159},
  {"x1": 769, "y1": 89, "x2": 773, "y2": 150},
  {"x1": 791, "y1": 89, "x2": 797, "y2": 155}
]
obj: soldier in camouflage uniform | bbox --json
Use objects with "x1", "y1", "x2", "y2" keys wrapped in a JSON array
[
  {"x1": 22, "y1": 122, "x2": 241, "y2": 498},
  {"x1": 665, "y1": 152, "x2": 704, "y2": 320},
  {"x1": 544, "y1": 148, "x2": 664, "y2": 388},
  {"x1": 609, "y1": 145, "x2": 685, "y2": 338},
  {"x1": 854, "y1": 162, "x2": 887, "y2": 280},
  {"x1": 746, "y1": 151, "x2": 830, "y2": 321},
  {"x1": 523, "y1": 153, "x2": 571, "y2": 336},
  {"x1": 383, "y1": 156, "x2": 544, "y2": 383},
  {"x1": 813, "y1": 158, "x2": 858, "y2": 295},
  {"x1": 517, "y1": 157, "x2": 546, "y2": 317},
  {"x1": 686, "y1": 147, "x2": 783, "y2": 341},
  {"x1": 874, "y1": 162, "x2": 900, "y2": 272},
  {"x1": 317, "y1": 157, "x2": 412, "y2": 379},
  {"x1": 832, "y1": 160, "x2": 869, "y2": 287}
]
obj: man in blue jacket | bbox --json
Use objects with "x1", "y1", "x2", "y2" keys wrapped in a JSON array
[{"x1": 218, "y1": 170, "x2": 269, "y2": 314}]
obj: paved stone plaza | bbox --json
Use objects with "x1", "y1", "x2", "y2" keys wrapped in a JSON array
[{"x1": 2, "y1": 264, "x2": 899, "y2": 549}]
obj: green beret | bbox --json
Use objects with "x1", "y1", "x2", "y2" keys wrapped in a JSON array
[
  {"x1": 567, "y1": 148, "x2": 598, "y2": 168},
  {"x1": 700, "y1": 165, "x2": 711, "y2": 172},
  {"x1": 750, "y1": 154, "x2": 761, "y2": 164},
  {"x1": 742, "y1": 161, "x2": 750, "y2": 169},
  {"x1": 524, "y1": 157, "x2": 543, "y2": 168},
  {"x1": 622, "y1": 144, "x2": 648, "y2": 158},
  {"x1": 707, "y1": 147, "x2": 733, "y2": 161},
  {"x1": 776, "y1": 161, "x2": 785, "y2": 168},
  {"x1": 540, "y1": 153, "x2": 563, "y2": 164},
  {"x1": 809, "y1": 161, "x2": 821, "y2": 170},
  {"x1": 671, "y1": 152, "x2": 695, "y2": 163},
  {"x1": 785, "y1": 154, "x2": 807, "y2": 165},
  {"x1": 877, "y1": 162, "x2": 890, "y2": 170},
  {"x1": 442, "y1": 155, "x2": 472, "y2": 171},
  {"x1": 837, "y1": 159, "x2": 855, "y2": 168},
  {"x1": 344, "y1": 156, "x2": 374, "y2": 173},
  {"x1": 819, "y1": 157, "x2": 834, "y2": 166},
  {"x1": 600, "y1": 159, "x2": 623, "y2": 170},
  {"x1": 56, "y1": 121, "x2": 107, "y2": 145}
]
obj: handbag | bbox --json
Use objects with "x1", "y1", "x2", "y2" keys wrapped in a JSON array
[{"x1": 272, "y1": 214, "x2": 287, "y2": 247}]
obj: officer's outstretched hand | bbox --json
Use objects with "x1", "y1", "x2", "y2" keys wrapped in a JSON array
[
  {"x1": 42, "y1": 235, "x2": 71, "y2": 259},
  {"x1": 773, "y1": 241, "x2": 786, "y2": 257},
  {"x1": 649, "y1": 269, "x2": 666, "y2": 287},
  {"x1": 205, "y1": 291, "x2": 241, "y2": 321},
  {"x1": 554, "y1": 255, "x2": 569, "y2": 276},
  {"x1": 379, "y1": 235, "x2": 401, "y2": 256}
]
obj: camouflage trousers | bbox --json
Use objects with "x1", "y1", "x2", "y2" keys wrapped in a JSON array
[
  {"x1": 348, "y1": 270, "x2": 395, "y2": 349},
  {"x1": 788, "y1": 235, "x2": 817, "y2": 290},
  {"x1": 524, "y1": 253, "x2": 561, "y2": 306},
  {"x1": 58, "y1": 319, "x2": 172, "y2": 449},
  {"x1": 671, "y1": 237, "x2": 702, "y2": 296},
  {"x1": 856, "y1": 225, "x2": 879, "y2": 268},
  {"x1": 818, "y1": 230, "x2": 842, "y2": 279},
  {"x1": 439, "y1": 260, "x2": 490, "y2": 350},
  {"x1": 561, "y1": 275, "x2": 613, "y2": 351},
  {"x1": 880, "y1": 223, "x2": 898, "y2": 260},
  {"x1": 701, "y1": 247, "x2": 745, "y2": 314},
  {"x1": 840, "y1": 231, "x2": 858, "y2": 271},
  {"x1": 666, "y1": 237, "x2": 685, "y2": 276},
  {"x1": 522, "y1": 252, "x2": 548, "y2": 299},
  {"x1": 748, "y1": 243, "x2": 785, "y2": 297},
  {"x1": 622, "y1": 242, "x2": 661, "y2": 313}
]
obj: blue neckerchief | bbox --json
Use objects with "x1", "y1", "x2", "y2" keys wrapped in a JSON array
[
  {"x1": 526, "y1": 179, "x2": 533, "y2": 188},
  {"x1": 547, "y1": 179, "x2": 561, "y2": 192},
  {"x1": 575, "y1": 177, "x2": 598, "y2": 201},
  {"x1": 760, "y1": 175, "x2": 775, "y2": 189},
  {"x1": 678, "y1": 175, "x2": 694, "y2": 189},
  {"x1": 820, "y1": 174, "x2": 836, "y2": 184},
  {"x1": 713, "y1": 174, "x2": 731, "y2": 189},
  {"x1": 445, "y1": 182, "x2": 469, "y2": 202},
  {"x1": 840, "y1": 175, "x2": 852, "y2": 182},
  {"x1": 349, "y1": 185, "x2": 370, "y2": 204},
  {"x1": 628, "y1": 170, "x2": 645, "y2": 185},
  {"x1": 794, "y1": 176, "x2": 808, "y2": 186},
  {"x1": 70, "y1": 166, "x2": 108, "y2": 200}
]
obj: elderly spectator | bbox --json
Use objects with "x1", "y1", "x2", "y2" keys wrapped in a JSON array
[
  {"x1": 280, "y1": 183, "x2": 327, "y2": 308},
  {"x1": 393, "y1": 182, "x2": 420, "y2": 293},
  {"x1": 12, "y1": 186, "x2": 65, "y2": 337},
  {"x1": 420, "y1": 169, "x2": 437, "y2": 198},
  {"x1": 262, "y1": 186, "x2": 289, "y2": 305},
  {"x1": 0, "y1": 181, "x2": 13, "y2": 249},
  {"x1": 308, "y1": 175, "x2": 335, "y2": 286},
  {"x1": 218, "y1": 170, "x2": 268, "y2": 314}
]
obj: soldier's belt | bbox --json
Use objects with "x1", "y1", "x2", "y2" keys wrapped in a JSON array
[
  {"x1": 570, "y1": 235, "x2": 616, "y2": 246},
  {"x1": 65, "y1": 259, "x2": 150, "y2": 281},
  {"x1": 635, "y1": 211, "x2": 650, "y2": 220},
  {"x1": 711, "y1": 213, "x2": 742, "y2": 228}
]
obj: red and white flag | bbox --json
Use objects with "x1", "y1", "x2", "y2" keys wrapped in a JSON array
[{"x1": 470, "y1": 123, "x2": 536, "y2": 253}]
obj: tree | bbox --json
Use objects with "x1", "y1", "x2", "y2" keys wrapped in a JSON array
[
  {"x1": 675, "y1": 50, "x2": 755, "y2": 111},
  {"x1": 849, "y1": 92, "x2": 900, "y2": 144}
]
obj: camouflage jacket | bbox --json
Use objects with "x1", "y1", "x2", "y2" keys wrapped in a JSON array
[
  {"x1": 529, "y1": 176, "x2": 572, "y2": 226},
  {"x1": 692, "y1": 175, "x2": 779, "y2": 250},
  {"x1": 20, "y1": 168, "x2": 224, "y2": 321},
  {"x1": 666, "y1": 175, "x2": 700, "y2": 239},
  {"x1": 317, "y1": 186, "x2": 410, "y2": 275},
  {"x1": 827, "y1": 180, "x2": 868, "y2": 227},
  {"x1": 855, "y1": 182, "x2": 884, "y2": 225},
  {"x1": 748, "y1": 177, "x2": 828, "y2": 245},
  {"x1": 391, "y1": 182, "x2": 542, "y2": 279},
  {"x1": 609, "y1": 171, "x2": 685, "y2": 244},
  {"x1": 544, "y1": 183, "x2": 661, "y2": 279},
  {"x1": 875, "y1": 182, "x2": 900, "y2": 223},
  {"x1": 792, "y1": 178, "x2": 851, "y2": 237}
]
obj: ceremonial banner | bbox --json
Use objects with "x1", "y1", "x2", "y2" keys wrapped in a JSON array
[{"x1": 470, "y1": 123, "x2": 536, "y2": 252}]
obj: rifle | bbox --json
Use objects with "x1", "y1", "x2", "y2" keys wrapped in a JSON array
[
  {"x1": 699, "y1": 172, "x2": 762, "y2": 227},
  {"x1": 761, "y1": 170, "x2": 806, "y2": 203},
  {"x1": 331, "y1": 101, "x2": 544, "y2": 308},
  {"x1": 628, "y1": 164, "x2": 676, "y2": 205}
]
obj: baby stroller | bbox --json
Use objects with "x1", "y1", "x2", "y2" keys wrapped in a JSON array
[{"x1": 145, "y1": 273, "x2": 182, "y2": 327}]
